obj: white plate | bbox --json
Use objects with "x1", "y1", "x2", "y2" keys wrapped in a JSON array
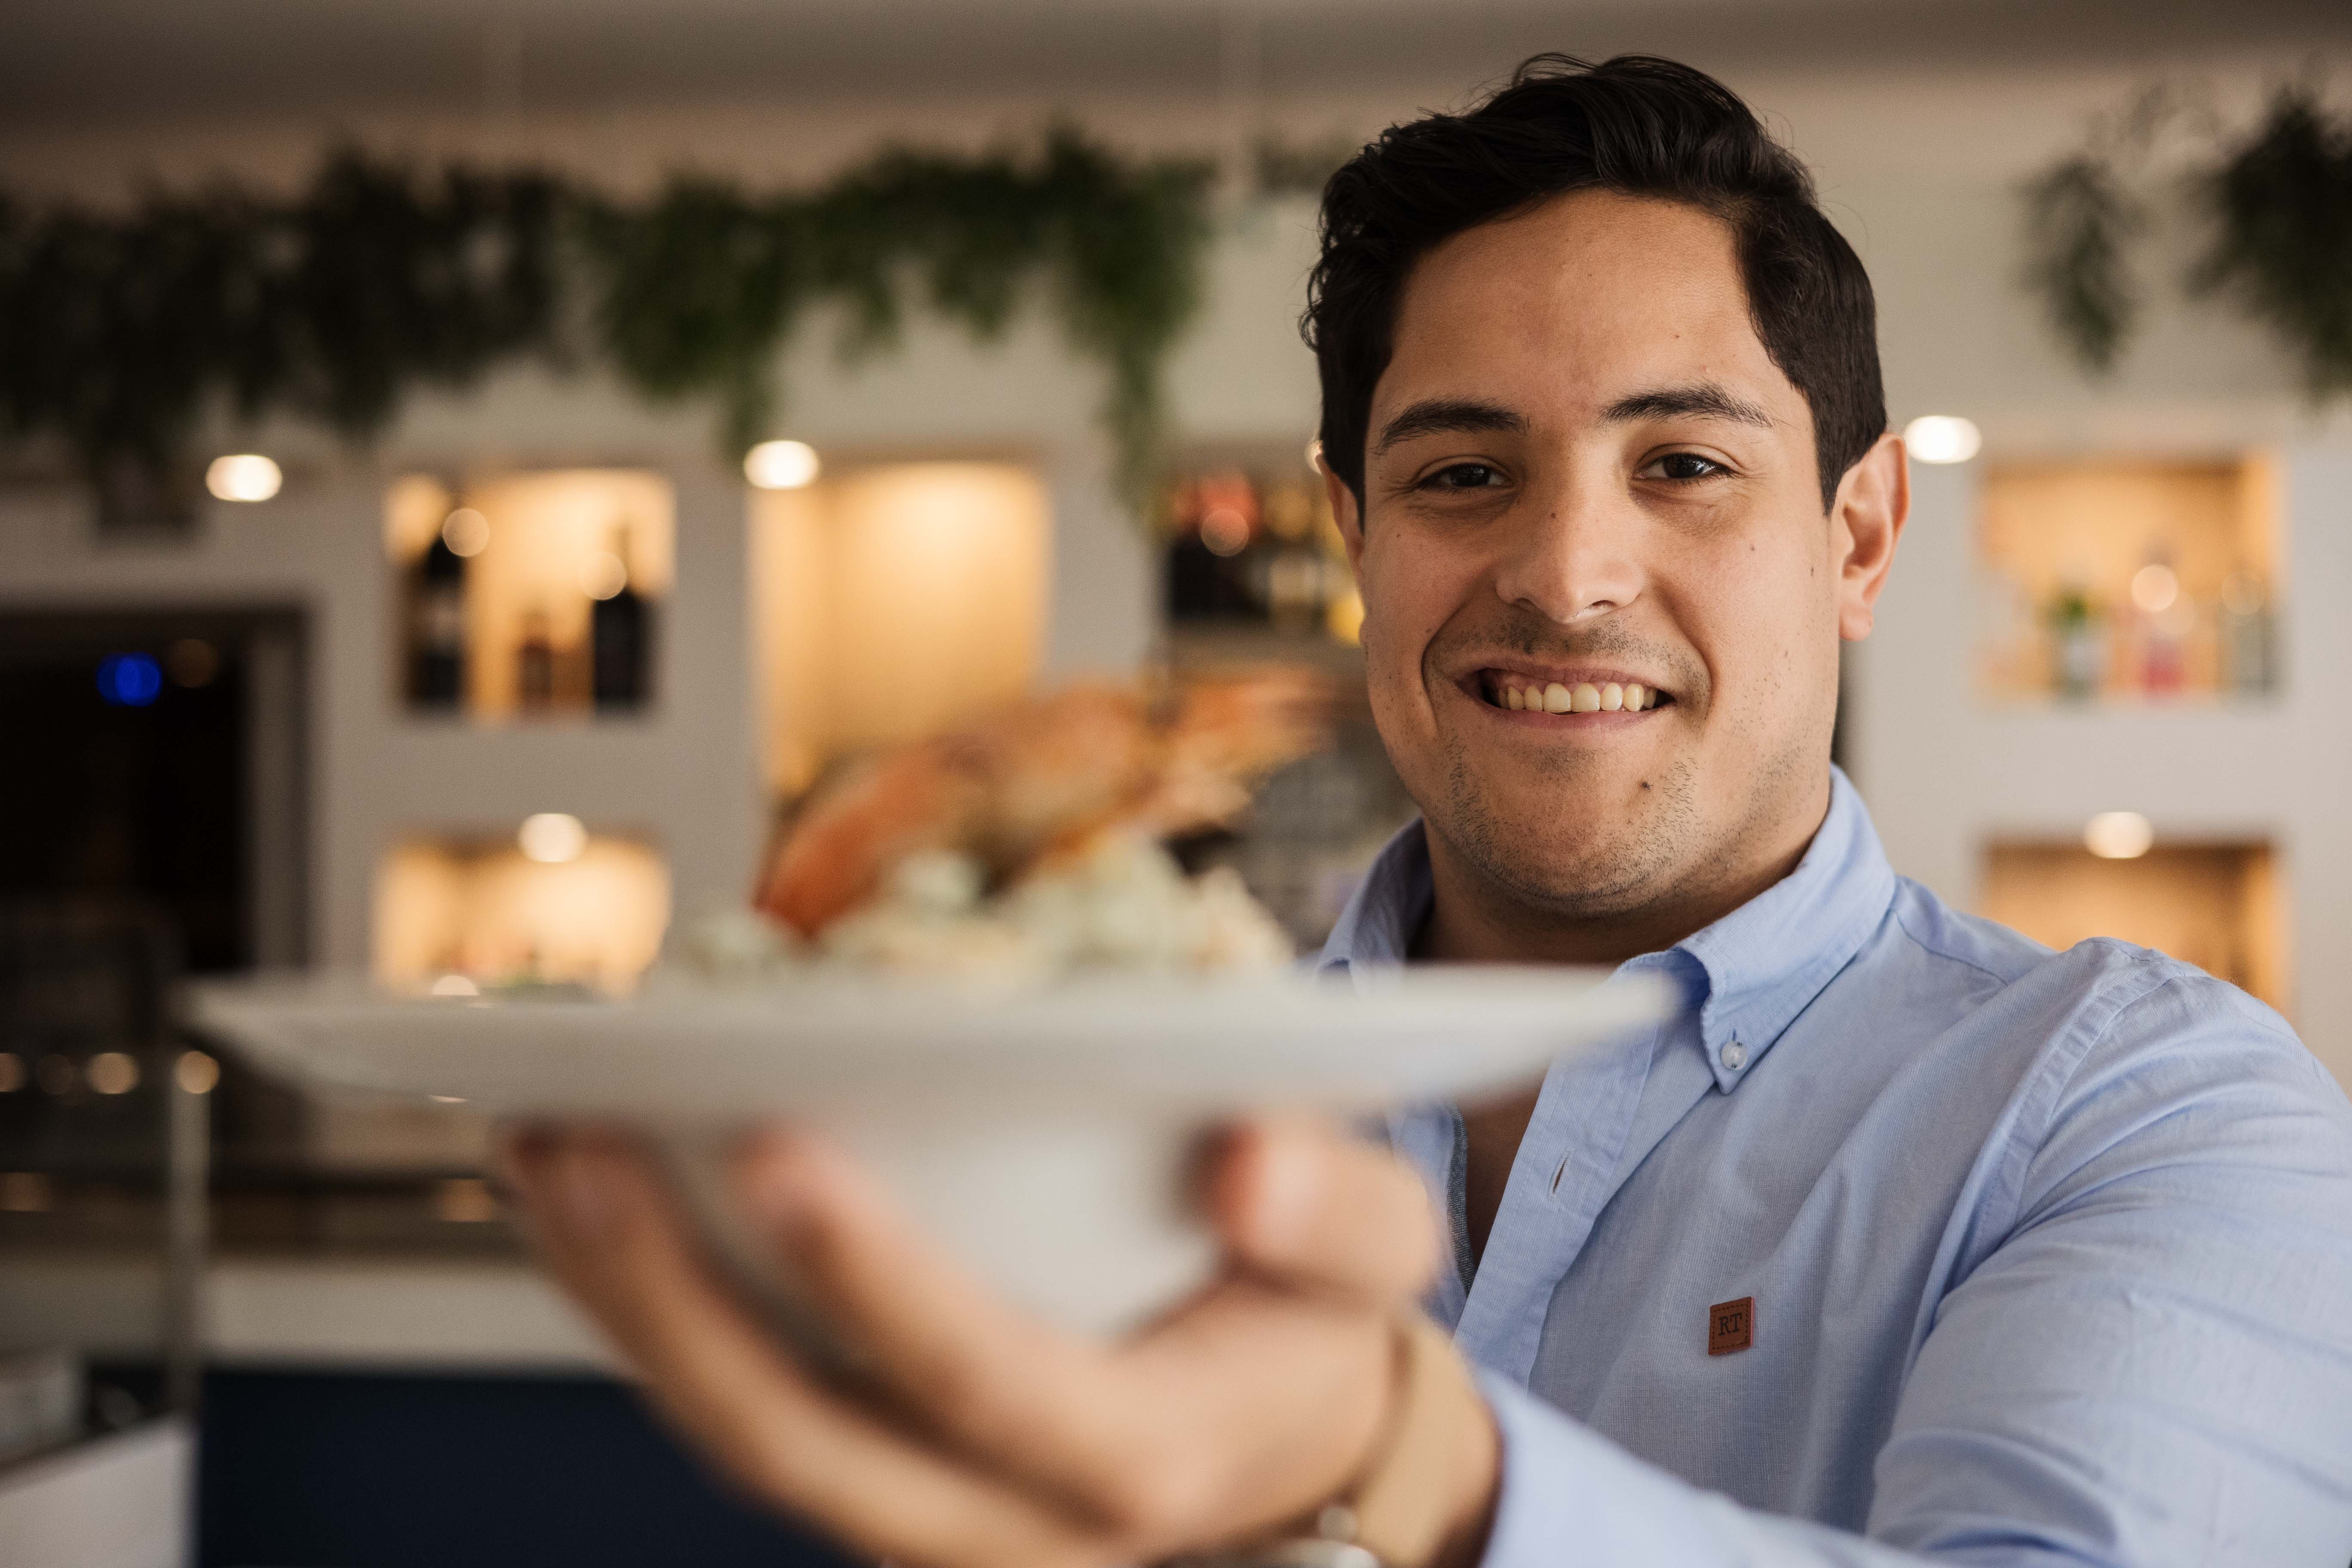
[
  {"x1": 191, "y1": 966, "x2": 1672, "y2": 1118},
  {"x1": 192, "y1": 967, "x2": 1673, "y2": 1351}
]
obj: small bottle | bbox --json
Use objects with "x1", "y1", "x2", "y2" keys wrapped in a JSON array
[
  {"x1": 589, "y1": 521, "x2": 650, "y2": 710},
  {"x1": 2219, "y1": 572, "x2": 2274, "y2": 695},
  {"x1": 517, "y1": 604, "x2": 557, "y2": 713},
  {"x1": 407, "y1": 530, "x2": 467, "y2": 710}
]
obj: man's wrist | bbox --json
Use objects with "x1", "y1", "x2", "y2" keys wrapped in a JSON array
[
  {"x1": 1408, "y1": 1321, "x2": 1499, "y2": 1568},
  {"x1": 1177, "y1": 1315, "x2": 1499, "y2": 1568}
]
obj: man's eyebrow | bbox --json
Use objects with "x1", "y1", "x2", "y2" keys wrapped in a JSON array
[
  {"x1": 1602, "y1": 383, "x2": 1775, "y2": 429},
  {"x1": 1372, "y1": 398, "x2": 1526, "y2": 456}
]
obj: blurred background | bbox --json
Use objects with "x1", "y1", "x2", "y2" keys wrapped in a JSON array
[{"x1": 2, "y1": 2, "x2": 2349, "y2": 1563}]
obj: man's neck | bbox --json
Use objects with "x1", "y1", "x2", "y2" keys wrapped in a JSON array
[
  {"x1": 1423, "y1": 776, "x2": 1834, "y2": 1271},
  {"x1": 1413, "y1": 781, "x2": 1832, "y2": 968}
]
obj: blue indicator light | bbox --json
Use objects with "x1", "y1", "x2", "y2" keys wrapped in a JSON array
[{"x1": 97, "y1": 652, "x2": 163, "y2": 707}]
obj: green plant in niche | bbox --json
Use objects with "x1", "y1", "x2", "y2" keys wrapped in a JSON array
[
  {"x1": 2025, "y1": 82, "x2": 2352, "y2": 398},
  {"x1": 0, "y1": 131, "x2": 1217, "y2": 523}
]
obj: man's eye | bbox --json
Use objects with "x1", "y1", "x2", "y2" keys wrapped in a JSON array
[
  {"x1": 1645, "y1": 452, "x2": 1728, "y2": 481},
  {"x1": 1421, "y1": 462, "x2": 1503, "y2": 490}
]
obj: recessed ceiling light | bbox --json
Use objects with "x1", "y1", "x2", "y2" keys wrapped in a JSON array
[
  {"x1": 1902, "y1": 416, "x2": 1981, "y2": 465},
  {"x1": 744, "y1": 439, "x2": 821, "y2": 490},
  {"x1": 2084, "y1": 811, "x2": 2154, "y2": 860},
  {"x1": 518, "y1": 812, "x2": 588, "y2": 864},
  {"x1": 206, "y1": 453, "x2": 283, "y2": 501}
]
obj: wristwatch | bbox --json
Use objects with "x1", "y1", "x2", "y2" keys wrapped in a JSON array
[{"x1": 1163, "y1": 1314, "x2": 1488, "y2": 1568}]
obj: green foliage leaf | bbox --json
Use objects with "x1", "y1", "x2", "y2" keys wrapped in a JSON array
[
  {"x1": 2195, "y1": 86, "x2": 2352, "y2": 399},
  {"x1": 2023, "y1": 154, "x2": 2143, "y2": 375},
  {"x1": 2024, "y1": 82, "x2": 2352, "y2": 402},
  {"x1": 0, "y1": 131, "x2": 1217, "y2": 519}
]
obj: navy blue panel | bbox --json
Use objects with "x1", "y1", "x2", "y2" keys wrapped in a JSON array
[{"x1": 197, "y1": 1368, "x2": 860, "y2": 1568}]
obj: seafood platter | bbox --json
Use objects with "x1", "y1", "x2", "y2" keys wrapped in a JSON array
[{"x1": 193, "y1": 671, "x2": 1672, "y2": 1340}]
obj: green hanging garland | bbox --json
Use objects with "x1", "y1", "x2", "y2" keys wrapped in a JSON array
[
  {"x1": 2024, "y1": 83, "x2": 2352, "y2": 397},
  {"x1": 0, "y1": 132, "x2": 1216, "y2": 521}
]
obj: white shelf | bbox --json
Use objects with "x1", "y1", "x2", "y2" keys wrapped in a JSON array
[{"x1": 0, "y1": 1416, "x2": 192, "y2": 1568}]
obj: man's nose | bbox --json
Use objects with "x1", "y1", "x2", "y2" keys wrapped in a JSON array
[{"x1": 1490, "y1": 469, "x2": 1645, "y2": 626}]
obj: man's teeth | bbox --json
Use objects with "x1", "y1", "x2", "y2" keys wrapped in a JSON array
[{"x1": 1498, "y1": 679, "x2": 1658, "y2": 712}]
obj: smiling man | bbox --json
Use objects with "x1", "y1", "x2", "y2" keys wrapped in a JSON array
[{"x1": 507, "y1": 55, "x2": 2352, "y2": 1568}]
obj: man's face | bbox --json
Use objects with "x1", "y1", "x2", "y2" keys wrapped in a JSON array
[{"x1": 1332, "y1": 190, "x2": 1900, "y2": 931}]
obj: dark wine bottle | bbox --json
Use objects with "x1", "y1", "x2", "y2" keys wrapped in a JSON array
[
  {"x1": 590, "y1": 522, "x2": 650, "y2": 710},
  {"x1": 407, "y1": 530, "x2": 467, "y2": 709},
  {"x1": 517, "y1": 604, "x2": 557, "y2": 713}
]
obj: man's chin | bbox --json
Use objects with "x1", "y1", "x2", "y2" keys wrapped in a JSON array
[
  {"x1": 1425, "y1": 756, "x2": 1701, "y2": 920},
  {"x1": 1437, "y1": 809, "x2": 1675, "y2": 921}
]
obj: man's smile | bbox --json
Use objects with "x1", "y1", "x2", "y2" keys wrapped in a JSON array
[{"x1": 1453, "y1": 663, "x2": 1679, "y2": 721}]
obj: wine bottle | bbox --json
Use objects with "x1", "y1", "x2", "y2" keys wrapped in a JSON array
[
  {"x1": 590, "y1": 522, "x2": 650, "y2": 710},
  {"x1": 517, "y1": 604, "x2": 557, "y2": 713},
  {"x1": 407, "y1": 530, "x2": 467, "y2": 710}
]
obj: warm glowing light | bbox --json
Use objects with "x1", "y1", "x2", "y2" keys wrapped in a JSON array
[
  {"x1": 206, "y1": 453, "x2": 283, "y2": 502},
  {"x1": 435, "y1": 1177, "x2": 500, "y2": 1223},
  {"x1": 86, "y1": 1052, "x2": 140, "y2": 1096},
  {"x1": 428, "y1": 1093, "x2": 469, "y2": 1105},
  {"x1": 2084, "y1": 811, "x2": 2155, "y2": 860},
  {"x1": 0, "y1": 1053, "x2": 23, "y2": 1093},
  {"x1": 429, "y1": 973, "x2": 480, "y2": 998},
  {"x1": 175, "y1": 1051, "x2": 220, "y2": 1095},
  {"x1": 97, "y1": 652, "x2": 163, "y2": 707},
  {"x1": 0, "y1": 1173, "x2": 53, "y2": 1213},
  {"x1": 580, "y1": 551, "x2": 630, "y2": 600},
  {"x1": 441, "y1": 507, "x2": 491, "y2": 557},
  {"x1": 2129, "y1": 563, "x2": 2180, "y2": 615},
  {"x1": 1200, "y1": 507, "x2": 1251, "y2": 557},
  {"x1": 1903, "y1": 415, "x2": 1981, "y2": 465},
  {"x1": 745, "y1": 440, "x2": 821, "y2": 490},
  {"x1": 518, "y1": 812, "x2": 588, "y2": 864}
]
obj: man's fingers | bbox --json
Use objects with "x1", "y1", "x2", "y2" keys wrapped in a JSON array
[
  {"x1": 1206, "y1": 1115, "x2": 1443, "y2": 1303},
  {"x1": 727, "y1": 1126, "x2": 1191, "y2": 1526},
  {"x1": 503, "y1": 1119, "x2": 1433, "y2": 1560},
  {"x1": 730, "y1": 1124, "x2": 1399, "y2": 1550},
  {"x1": 502, "y1": 1131, "x2": 1105, "y2": 1568}
]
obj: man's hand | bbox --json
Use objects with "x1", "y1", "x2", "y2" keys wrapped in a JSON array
[{"x1": 499, "y1": 1116, "x2": 1497, "y2": 1568}]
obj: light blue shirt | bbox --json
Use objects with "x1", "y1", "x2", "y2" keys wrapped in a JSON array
[{"x1": 1318, "y1": 769, "x2": 2352, "y2": 1566}]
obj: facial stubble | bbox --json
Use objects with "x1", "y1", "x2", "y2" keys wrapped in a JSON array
[{"x1": 1423, "y1": 613, "x2": 1712, "y2": 922}]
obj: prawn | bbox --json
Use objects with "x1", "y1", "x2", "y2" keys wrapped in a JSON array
[{"x1": 754, "y1": 667, "x2": 1333, "y2": 937}]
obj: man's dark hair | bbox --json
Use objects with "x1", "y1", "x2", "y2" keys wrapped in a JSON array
[{"x1": 1304, "y1": 54, "x2": 1884, "y2": 513}]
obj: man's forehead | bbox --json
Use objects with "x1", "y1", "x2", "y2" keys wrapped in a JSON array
[{"x1": 1375, "y1": 190, "x2": 1800, "y2": 427}]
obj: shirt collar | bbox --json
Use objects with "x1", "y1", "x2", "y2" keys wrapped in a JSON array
[{"x1": 1317, "y1": 767, "x2": 1897, "y2": 1093}]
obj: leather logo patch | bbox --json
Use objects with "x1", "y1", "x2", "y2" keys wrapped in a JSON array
[{"x1": 1708, "y1": 1296, "x2": 1754, "y2": 1356}]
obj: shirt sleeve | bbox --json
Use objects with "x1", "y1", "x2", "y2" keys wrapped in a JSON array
[{"x1": 1473, "y1": 972, "x2": 2352, "y2": 1568}]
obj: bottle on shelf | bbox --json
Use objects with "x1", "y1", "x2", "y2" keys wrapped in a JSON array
[
  {"x1": 405, "y1": 525, "x2": 468, "y2": 710},
  {"x1": 2044, "y1": 580, "x2": 2105, "y2": 701},
  {"x1": 517, "y1": 603, "x2": 558, "y2": 713},
  {"x1": 589, "y1": 519, "x2": 651, "y2": 711},
  {"x1": 2128, "y1": 552, "x2": 2189, "y2": 697},
  {"x1": 2220, "y1": 571, "x2": 2275, "y2": 695}
]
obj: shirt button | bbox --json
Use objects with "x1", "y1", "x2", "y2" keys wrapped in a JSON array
[{"x1": 1722, "y1": 1040, "x2": 1748, "y2": 1072}]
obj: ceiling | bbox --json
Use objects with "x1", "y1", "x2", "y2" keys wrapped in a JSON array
[{"x1": 6, "y1": 0, "x2": 2349, "y2": 132}]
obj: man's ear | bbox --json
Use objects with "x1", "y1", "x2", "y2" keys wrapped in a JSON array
[
  {"x1": 1833, "y1": 432, "x2": 1908, "y2": 642},
  {"x1": 1318, "y1": 446, "x2": 1366, "y2": 573}
]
